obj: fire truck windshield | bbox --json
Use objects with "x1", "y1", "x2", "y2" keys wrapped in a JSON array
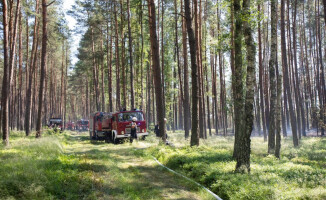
[
  {"x1": 118, "y1": 112, "x2": 144, "y2": 122},
  {"x1": 80, "y1": 121, "x2": 88, "y2": 125}
]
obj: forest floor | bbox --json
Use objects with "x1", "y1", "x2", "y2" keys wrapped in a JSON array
[
  {"x1": 0, "y1": 130, "x2": 213, "y2": 200},
  {"x1": 0, "y1": 130, "x2": 325, "y2": 200}
]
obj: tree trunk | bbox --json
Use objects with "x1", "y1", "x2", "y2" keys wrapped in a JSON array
[
  {"x1": 275, "y1": 51, "x2": 282, "y2": 158},
  {"x1": 114, "y1": 1, "x2": 121, "y2": 110},
  {"x1": 235, "y1": 0, "x2": 256, "y2": 173},
  {"x1": 100, "y1": 32, "x2": 105, "y2": 112},
  {"x1": 36, "y1": 0, "x2": 48, "y2": 138},
  {"x1": 323, "y1": 0, "x2": 326, "y2": 25},
  {"x1": 181, "y1": 0, "x2": 191, "y2": 139},
  {"x1": 175, "y1": 0, "x2": 183, "y2": 131},
  {"x1": 268, "y1": 0, "x2": 277, "y2": 154},
  {"x1": 1, "y1": 0, "x2": 10, "y2": 145},
  {"x1": 283, "y1": 0, "x2": 298, "y2": 147},
  {"x1": 147, "y1": 0, "x2": 166, "y2": 142},
  {"x1": 107, "y1": 13, "x2": 113, "y2": 112},
  {"x1": 258, "y1": 2, "x2": 267, "y2": 141},
  {"x1": 18, "y1": 7, "x2": 23, "y2": 130},
  {"x1": 127, "y1": 0, "x2": 134, "y2": 109},
  {"x1": 25, "y1": 0, "x2": 39, "y2": 136},
  {"x1": 60, "y1": 41, "x2": 65, "y2": 118},
  {"x1": 232, "y1": 0, "x2": 244, "y2": 159},
  {"x1": 90, "y1": 26, "x2": 100, "y2": 111},
  {"x1": 184, "y1": 0, "x2": 199, "y2": 146}
]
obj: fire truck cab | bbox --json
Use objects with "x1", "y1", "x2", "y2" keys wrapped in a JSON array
[
  {"x1": 76, "y1": 119, "x2": 89, "y2": 131},
  {"x1": 89, "y1": 110, "x2": 148, "y2": 143},
  {"x1": 48, "y1": 118, "x2": 63, "y2": 131}
]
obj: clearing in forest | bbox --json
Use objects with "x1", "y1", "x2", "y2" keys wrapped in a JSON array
[
  {"x1": 1, "y1": 130, "x2": 326, "y2": 200},
  {"x1": 0, "y1": 131, "x2": 214, "y2": 200}
]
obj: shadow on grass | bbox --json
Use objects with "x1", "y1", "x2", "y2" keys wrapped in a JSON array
[
  {"x1": 0, "y1": 153, "x2": 111, "y2": 199},
  {"x1": 164, "y1": 151, "x2": 233, "y2": 170},
  {"x1": 106, "y1": 164, "x2": 201, "y2": 200}
]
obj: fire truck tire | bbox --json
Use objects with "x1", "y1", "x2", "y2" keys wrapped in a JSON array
[
  {"x1": 94, "y1": 131, "x2": 99, "y2": 140},
  {"x1": 113, "y1": 138, "x2": 120, "y2": 144},
  {"x1": 141, "y1": 136, "x2": 146, "y2": 140},
  {"x1": 105, "y1": 132, "x2": 111, "y2": 143}
]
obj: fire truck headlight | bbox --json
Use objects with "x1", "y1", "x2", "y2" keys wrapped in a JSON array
[
  {"x1": 121, "y1": 131, "x2": 124, "y2": 135},
  {"x1": 142, "y1": 129, "x2": 145, "y2": 133}
]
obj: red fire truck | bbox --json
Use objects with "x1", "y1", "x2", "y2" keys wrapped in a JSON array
[
  {"x1": 66, "y1": 121, "x2": 75, "y2": 130},
  {"x1": 76, "y1": 119, "x2": 89, "y2": 131},
  {"x1": 48, "y1": 118, "x2": 63, "y2": 131},
  {"x1": 89, "y1": 110, "x2": 148, "y2": 143}
]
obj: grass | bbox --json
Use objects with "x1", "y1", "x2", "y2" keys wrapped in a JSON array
[
  {"x1": 1, "y1": 129, "x2": 325, "y2": 200},
  {"x1": 141, "y1": 132, "x2": 326, "y2": 200},
  {"x1": 0, "y1": 130, "x2": 212, "y2": 200}
]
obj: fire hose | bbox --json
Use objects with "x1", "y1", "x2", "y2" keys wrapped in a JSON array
[{"x1": 151, "y1": 156, "x2": 223, "y2": 200}]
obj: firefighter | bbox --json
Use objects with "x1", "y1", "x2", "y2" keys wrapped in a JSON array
[
  {"x1": 154, "y1": 118, "x2": 169, "y2": 145},
  {"x1": 130, "y1": 117, "x2": 138, "y2": 143}
]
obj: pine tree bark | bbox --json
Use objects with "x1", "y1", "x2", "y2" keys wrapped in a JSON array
[
  {"x1": 100, "y1": 32, "x2": 105, "y2": 111},
  {"x1": 292, "y1": 0, "x2": 303, "y2": 138},
  {"x1": 184, "y1": 0, "x2": 199, "y2": 146},
  {"x1": 18, "y1": 7, "x2": 23, "y2": 130},
  {"x1": 107, "y1": 14, "x2": 113, "y2": 112},
  {"x1": 181, "y1": 0, "x2": 191, "y2": 139},
  {"x1": 25, "y1": 0, "x2": 39, "y2": 136},
  {"x1": 217, "y1": 5, "x2": 226, "y2": 136},
  {"x1": 147, "y1": 0, "x2": 166, "y2": 142},
  {"x1": 9, "y1": 0, "x2": 20, "y2": 86},
  {"x1": 90, "y1": 26, "x2": 100, "y2": 111},
  {"x1": 275, "y1": 55, "x2": 282, "y2": 158},
  {"x1": 127, "y1": 0, "x2": 134, "y2": 109},
  {"x1": 1, "y1": 0, "x2": 10, "y2": 145},
  {"x1": 175, "y1": 0, "x2": 183, "y2": 130},
  {"x1": 323, "y1": 0, "x2": 326, "y2": 25},
  {"x1": 316, "y1": 0, "x2": 325, "y2": 135},
  {"x1": 268, "y1": 0, "x2": 277, "y2": 154},
  {"x1": 282, "y1": 0, "x2": 298, "y2": 146},
  {"x1": 60, "y1": 41, "x2": 65, "y2": 118},
  {"x1": 114, "y1": 1, "x2": 121, "y2": 110},
  {"x1": 8, "y1": 0, "x2": 20, "y2": 131},
  {"x1": 194, "y1": 0, "x2": 204, "y2": 139},
  {"x1": 258, "y1": 3, "x2": 267, "y2": 141},
  {"x1": 119, "y1": 1, "x2": 127, "y2": 110},
  {"x1": 281, "y1": 0, "x2": 288, "y2": 137},
  {"x1": 36, "y1": 0, "x2": 48, "y2": 138}
]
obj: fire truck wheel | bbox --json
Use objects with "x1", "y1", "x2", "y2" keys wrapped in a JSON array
[
  {"x1": 113, "y1": 138, "x2": 120, "y2": 144},
  {"x1": 105, "y1": 133, "x2": 110, "y2": 143},
  {"x1": 94, "y1": 131, "x2": 99, "y2": 140},
  {"x1": 140, "y1": 136, "x2": 146, "y2": 140}
]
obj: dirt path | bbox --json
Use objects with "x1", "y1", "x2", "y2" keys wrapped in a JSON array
[{"x1": 63, "y1": 132, "x2": 213, "y2": 200}]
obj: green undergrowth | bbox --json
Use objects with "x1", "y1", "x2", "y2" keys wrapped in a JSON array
[
  {"x1": 142, "y1": 133, "x2": 326, "y2": 200},
  {"x1": 0, "y1": 130, "x2": 212, "y2": 200},
  {"x1": 2, "y1": 130, "x2": 325, "y2": 200},
  {"x1": 0, "y1": 131, "x2": 110, "y2": 199}
]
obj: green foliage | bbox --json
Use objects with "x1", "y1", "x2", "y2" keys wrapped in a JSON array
[
  {"x1": 1, "y1": 131, "x2": 213, "y2": 200},
  {"x1": 0, "y1": 134, "x2": 102, "y2": 199},
  {"x1": 2, "y1": 130, "x2": 325, "y2": 200},
  {"x1": 145, "y1": 134, "x2": 326, "y2": 200}
]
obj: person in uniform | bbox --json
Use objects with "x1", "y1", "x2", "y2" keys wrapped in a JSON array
[{"x1": 130, "y1": 117, "x2": 138, "y2": 143}]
